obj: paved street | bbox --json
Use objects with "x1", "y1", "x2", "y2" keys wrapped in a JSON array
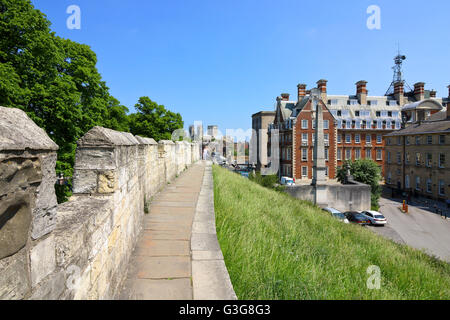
[{"x1": 369, "y1": 197, "x2": 450, "y2": 262}]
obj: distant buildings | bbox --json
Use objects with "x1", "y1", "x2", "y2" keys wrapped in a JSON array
[
  {"x1": 251, "y1": 111, "x2": 275, "y2": 170},
  {"x1": 384, "y1": 87, "x2": 450, "y2": 200},
  {"x1": 207, "y1": 125, "x2": 219, "y2": 139},
  {"x1": 256, "y1": 79, "x2": 448, "y2": 183}
]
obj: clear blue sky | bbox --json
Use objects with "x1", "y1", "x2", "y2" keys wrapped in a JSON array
[{"x1": 32, "y1": 0, "x2": 450, "y2": 133}]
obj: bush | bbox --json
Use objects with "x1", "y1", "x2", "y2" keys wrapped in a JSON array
[
  {"x1": 249, "y1": 172, "x2": 280, "y2": 190},
  {"x1": 337, "y1": 159, "x2": 382, "y2": 209}
]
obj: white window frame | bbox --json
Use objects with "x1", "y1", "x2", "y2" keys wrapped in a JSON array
[
  {"x1": 302, "y1": 166, "x2": 308, "y2": 177},
  {"x1": 376, "y1": 134, "x2": 382, "y2": 144},
  {"x1": 376, "y1": 148, "x2": 382, "y2": 160},
  {"x1": 345, "y1": 134, "x2": 351, "y2": 144},
  {"x1": 301, "y1": 120, "x2": 308, "y2": 129},
  {"x1": 301, "y1": 148, "x2": 308, "y2": 161}
]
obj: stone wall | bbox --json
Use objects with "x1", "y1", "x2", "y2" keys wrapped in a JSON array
[
  {"x1": 284, "y1": 182, "x2": 372, "y2": 212},
  {"x1": 0, "y1": 106, "x2": 201, "y2": 300}
]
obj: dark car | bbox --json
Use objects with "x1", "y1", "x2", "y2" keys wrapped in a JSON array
[{"x1": 344, "y1": 211, "x2": 371, "y2": 226}]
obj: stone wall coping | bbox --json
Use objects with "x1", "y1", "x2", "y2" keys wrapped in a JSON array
[
  {"x1": 77, "y1": 126, "x2": 140, "y2": 147},
  {"x1": 158, "y1": 140, "x2": 175, "y2": 145},
  {"x1": 135, "y1": 136, "x2": 158, "y2": 145},
  {"x1": 0, "y1": 106, "x2": 59, "y2": 151}
]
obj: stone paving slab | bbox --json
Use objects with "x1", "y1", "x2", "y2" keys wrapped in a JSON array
[
  {"x1": 119, "y1": 162, "x2": 205, "y2": 300},
  {"x1": 135, "y1": 239, "x2": 190, "y2": 257},
  {"x1": 122, "y1": 278, "x2": 192, "y2": 300},
  {"x1": 119, "y1": 161, "x2": 236, "y2": 300},
  {"x1": 135, "y1": 256, "x2": 191, "y2": 279}
]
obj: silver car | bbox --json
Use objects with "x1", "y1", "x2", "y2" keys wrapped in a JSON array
[
  {"x1": 323, "y1": 207, "x2": 350, "y2": 224},
  {"x1": 361, "y1": 210, "x2": 387, "y2": 226}
]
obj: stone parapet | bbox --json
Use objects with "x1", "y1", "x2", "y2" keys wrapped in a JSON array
[{"x1": 0, "y1": 107, "x2": 199, "y2": 299}]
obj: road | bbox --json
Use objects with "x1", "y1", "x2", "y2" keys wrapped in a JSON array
[{"x1": 367, "y1": 197, "x2": 450, "y2": 262}]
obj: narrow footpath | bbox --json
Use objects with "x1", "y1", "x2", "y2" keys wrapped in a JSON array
[{"x1": 119, "y1": 161, "x2": 236, "y2": 300}]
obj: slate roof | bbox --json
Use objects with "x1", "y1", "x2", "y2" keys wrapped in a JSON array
[{"x1": 385, "y1": 119, "x2": 450, "y2": 136}]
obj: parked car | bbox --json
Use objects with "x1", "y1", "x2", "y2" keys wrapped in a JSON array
[
  {"x1": 344, "y1": 211, "x2": 371, "y2": 226},
  {"x1": 322, "y1": 207, "x2": 350, "y2": 224},
  {"x1": 361, "y1": 210, "x2": 387, "y2": 226},
  {"x1": 280, "y1": 176, "x2": 295, "y2": 186}
]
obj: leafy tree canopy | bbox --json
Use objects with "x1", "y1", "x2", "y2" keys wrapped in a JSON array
[
  {"x1": 0, "y1": 0, "x2": 130, "y2": 201},
  {"x1": 0, "y1": 0, "x2": 183, "y2": 202},
  {"x1": 337, "y1": 159, "x2": 382, "y2": 210},
  {"x1": 130, "y1": 96, "x2": 183, "y2": 141}
]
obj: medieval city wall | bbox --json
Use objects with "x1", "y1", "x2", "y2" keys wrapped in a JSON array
[{"x1": 0, "y1": 106, "x2": 201, "y2": 300}]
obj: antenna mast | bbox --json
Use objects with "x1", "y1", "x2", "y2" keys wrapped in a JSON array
[{"x1": 385, "y1": 48, "x2": 413, "y2": 95}]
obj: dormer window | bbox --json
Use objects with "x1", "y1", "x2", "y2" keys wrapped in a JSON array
[
  {"x1": 368, "y1": 100, "x2": 378, "y2": 106},
  {"x1": 328, "y1": 99, "x2": 339, "y2": 106},
  {"x1": 389, "y1": 100, "x2": 398, "y2": 106}
]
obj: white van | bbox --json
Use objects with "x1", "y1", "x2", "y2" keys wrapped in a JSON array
[{"x1": 280, "y1": 177, "x2": 295, "y2": 186}]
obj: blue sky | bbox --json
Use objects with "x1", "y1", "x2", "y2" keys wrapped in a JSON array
[{"x1": 32, "y1": 0, "x2": 450, "y2": 133}]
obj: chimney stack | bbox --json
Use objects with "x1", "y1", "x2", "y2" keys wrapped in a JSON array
[
  {"x1": 281, "y1": 93, "x2": 290, "y2": 101},
  {"x1": 394, "y1": 81, "x2": 405, "y2": 106},
  {"x1": 317, "y1": 79, "x2": 328, "y2": 102},
  {"x1": 447, "y1": 85, "x2": 450, "y2": 98},
  {"x1": 430, "y1": 90, "x2": 437, "y2": 98},
  {"x1": 414, "y1": 82, "x2": 425, "y2": 101},
  {"x1": 297, "y1": 84, "x2": 307, "y2": 101},
  {"x1": 356, "y1": 80, "x2": 368, "y2": 105}
]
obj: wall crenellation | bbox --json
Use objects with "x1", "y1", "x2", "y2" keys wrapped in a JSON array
[{"x1": 0, "y1": 106, "x2": 201, "y2": 300}]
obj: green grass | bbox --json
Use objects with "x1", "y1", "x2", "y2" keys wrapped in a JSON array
[{"x1": 212, "y1": 165, "x2": 450, "y2": 300}]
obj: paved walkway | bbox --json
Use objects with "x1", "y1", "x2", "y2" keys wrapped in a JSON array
[{"x1": 119, "y1": 161, "x2": 236, "y2": 300}]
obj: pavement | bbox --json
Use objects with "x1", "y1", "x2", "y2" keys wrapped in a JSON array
[
  {"x1": 119, "y1": 161, "x2": 236, "y2": 300},
  {"x1": 369, "y1": 196, "x2": 450, "y2": 262}
]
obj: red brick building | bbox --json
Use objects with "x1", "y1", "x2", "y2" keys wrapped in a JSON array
[{"x1": 267, "y1": 79, "x2": 448, "y2": 182}]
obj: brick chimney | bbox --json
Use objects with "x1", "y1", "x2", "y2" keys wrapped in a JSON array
[
  {"x1": 317, "y1": 79, "x2": 328, "y2": 102},
  {"x1": 430, "y1": 90, "x2": 437, "y2": 98},
  {"x1": 448, "y1": 85, "x2": 450, "y2": 98},
  {"x1": 394, "y1": 81, "x2": 405, "y2": 106},
  {"x1": 356, "y1": 80, "x2": 368, "y2": 105},
  {"x1": 281, "y1": 93, "x2": 290, "y2": 101},
  {"x1": 414, "y1": 82, "x2": 425, "y2": 101},
  {"x1": 297, "y1": 84, "x2": 307, "y2": 101}
]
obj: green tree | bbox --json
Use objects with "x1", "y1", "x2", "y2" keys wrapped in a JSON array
[
  {"x1": 129, "y1": 96, "x2": 183, "y2": 141},
  {"x1": 337, "y1": 159, "x2": 382, "y2": 210},
  {"x1": 0, "y1": 0, "x2": 130, "y2": 202}
]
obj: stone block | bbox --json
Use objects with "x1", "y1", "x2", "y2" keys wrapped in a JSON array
[
  {"x1": 90, "y1": 242, "x2": 108, "y2": 284},
  {"x1": 73, "y1": 265, "x2": 92, "y2": 300},
  {"x1": 31, "y1": 206, "x2": 57, "y2": 241},
  {"x1": 0, "y1": 157, "x2": 41, "y2": 197},
  {"x1": 30, "y1": 235, "x2": 56, "y2": 287},
  {"x1": 0, "y1": 248, "x2": 30, "y2": 300},
  {"x1": 98, "y1": 170, "x2": 118, "y2": 194},
  {"x1": 74, "y1": 147, "x2": 116, "y2": 170},
  {"x1": 0, "y1": 192, "x2": 32, "y2": 259},
  {"x1": 72, "y1": 169, "x2": 98, "y2": 194},
  {"x1": 0, "y1": 106, "x2": 58, "y2": 152},
  {"x1": 30, "y1": 270, "x2": 65, "y2": 300}
]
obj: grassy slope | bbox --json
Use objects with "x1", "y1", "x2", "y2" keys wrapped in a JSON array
[{"x1": 213, "y1": 165, "x2": 450, "y2": 300}]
